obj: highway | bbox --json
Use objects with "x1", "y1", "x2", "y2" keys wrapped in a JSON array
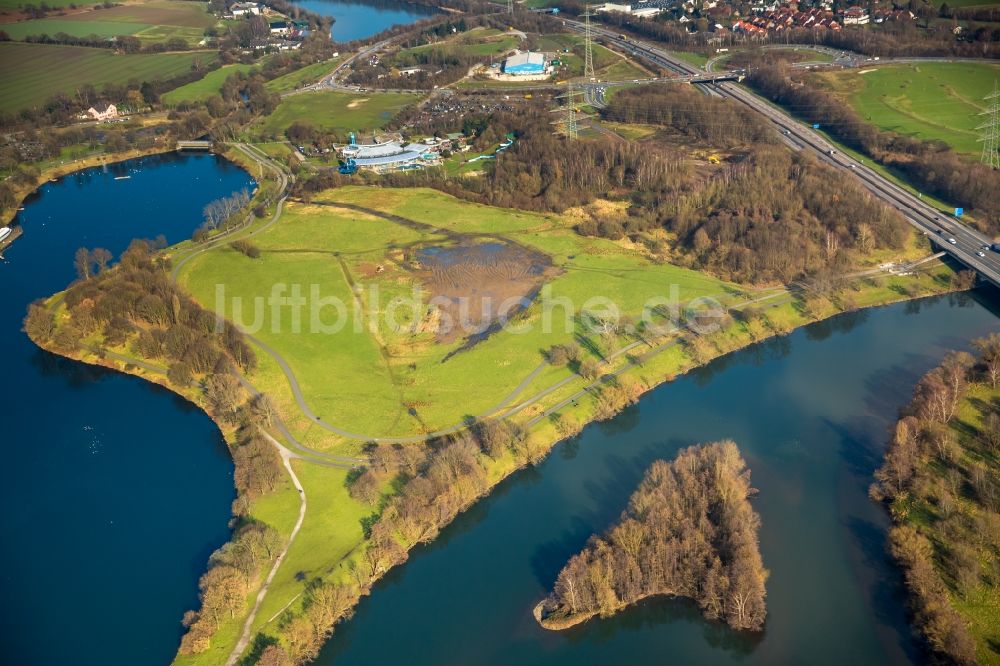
[{"x1": 564, "y1": 19, "x2": 1000, "y2": 287}]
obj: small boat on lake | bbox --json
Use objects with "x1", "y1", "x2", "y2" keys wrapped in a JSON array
[{"x1": 114, "y1": 175, "x2": 131, "y2": 180}]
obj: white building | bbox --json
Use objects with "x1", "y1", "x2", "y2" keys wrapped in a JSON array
[
  {"x1": 86, "y1": 102, "x2": 118, "y2": 121},
  {"x1": 842, "y1": 6, "x2": 869, "y2": 24},
  {"x1": 231, "y1": 2, "x2": 261, "y2": 16},
  {"x1": 595, "y1": 2, "x2": 664, "y2": 17}
]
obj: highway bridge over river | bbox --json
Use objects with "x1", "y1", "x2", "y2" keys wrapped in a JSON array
[{"x1": 563, "y1": 18, "x2": 1000, "y2": 289}]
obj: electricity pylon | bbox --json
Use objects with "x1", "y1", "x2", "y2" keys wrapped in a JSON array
[
  {"x1": 978, "y1": 80, "x2": 1000, "y2": 169},
  {"x1": 582, "y1": 9, "x2": 595, "y2": 81},
  {"x1": 552, "y1": 82, "x2": 586, "y2": 140},
  {"x1": 507, "y1": 0, "x2": 513, "y2": 14}
]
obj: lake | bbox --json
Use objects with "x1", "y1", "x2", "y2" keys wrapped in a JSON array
[
  {"x1": 316, "y1": 291, "x2": 1000, "y2": 665},
  {"x1": 2, "y1": 150, "x2": 999, "y2": 666},
  {"x1": 0, "y1": 152, "x2": 256, "y2": 665},
  {"x1": 289, "y1": 0, "x2": 439, "y2": 42}
]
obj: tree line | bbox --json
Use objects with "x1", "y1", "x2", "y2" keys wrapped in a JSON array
[
  {"x1": 536, "y1": 441, "x2": 768, "y2": 632},
  {"x1": 294, "y1": 95, "x2": 910, "y2": 284},
  {"x1": 180, "y1": 413, "x2": 286, "y2": 654},
  {"x1": 22, "y1": 238, "x2": 296, "y2": 656},
  {"x1": 249, "y1": 417, "x2": 551, "y2": 664},
  {"x1": 871, "y1": 335, "x2": 1000, "y2": 665},
  {"x1": 748, "y1": 64, "x2": 1000, "y2": 234}
]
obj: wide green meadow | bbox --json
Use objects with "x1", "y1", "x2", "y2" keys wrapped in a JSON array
[
  {"x1": 813, "y1": 62, "x2": 1000, "y2": 155},
  {"x1": 177, "y1": 186, "x2": 738, "y2": 444},
  {"x1": 0, "y1": 41, "x2": 219, "y2": 111},
  {"x1": 255, "y1": 91, "x2": 421, "y2": 138}
]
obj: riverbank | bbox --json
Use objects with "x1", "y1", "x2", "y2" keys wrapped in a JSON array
[
  {"x1": 32, "y1": 262, "x2": 969, "y2": 664},
  {"x1": 2, "y1": 149, "x2": 258, "y2": 666},
  {"x1": 2, "y1": 142, "x2": 178, "y2": 230},
  {"x1": 871, "y1": 343, "x2": 1000, "y2": 664}
]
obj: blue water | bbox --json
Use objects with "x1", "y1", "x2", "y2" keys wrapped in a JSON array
[
  {"x1": 289, "y1": 0, "x2": 439, "y2": 42},
  {"x1": 0, "y1": 152, "x2": 256, "y2": 665},
  {"x1": 318, "y1": 292, "x2": 1000, "y2": 665}
]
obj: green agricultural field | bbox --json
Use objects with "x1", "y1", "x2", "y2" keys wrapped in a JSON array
[
  {"x1": 1, "y1": 0, "x2": 218, "y2": 44},
  {"x1": 813, "y1": 62, "x2": 1000, "y2": 155},
  {"x1": 0, "y1": 0, "x2": 78, "y2": 10},
  {"x1": 0, "y1": 41, "x2": 218, "y2": 111},
  {"x1": 0, "y1": 18, "x2": 152, "y2": 40},
  {"x1": 255, "y1": 91, "x2": 422, "y2": 138},
  {"x1": 162, "y1": 62, "x2": 256, "y2": 104},
  {"x1": 177, "y1": 186, "x2": 739, "y2": 440}
]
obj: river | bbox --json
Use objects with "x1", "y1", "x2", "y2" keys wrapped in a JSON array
[
  {"x1": 317, "y1": 291, "x2": 1000, "y2": 665},
  {"x1": 0, "y1": 152, "x2": 256, "y2": 665},
  {"x1": 289, "y1": 0, "x2": 440, "y2": 42}
]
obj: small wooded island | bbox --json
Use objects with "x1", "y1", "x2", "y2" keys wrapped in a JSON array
[{"x1": 534, "y1": 440, "x2": 768, "y2": 632}]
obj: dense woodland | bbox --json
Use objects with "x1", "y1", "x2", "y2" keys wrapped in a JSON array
[
  {"x1": 297, "y1": 88, "x2": 910, "y2": 284},
  {"x1": 748, "y1": 64, "x2": 1000, "y2": 235},
  {"x1": 871, "y1": 336, "x2": 1000, "y2": 665},
  {"x1": 536, "y1": 441, "x2": 768, "y2": 632}
]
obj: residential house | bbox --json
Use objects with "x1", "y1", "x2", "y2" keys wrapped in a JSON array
[
  {"x1": 231, "y1": 2, "x2": 261, "y2": 16},
  {"x1": 842, "y1": 6, "x2": 869, "y2": 25},
  {"x1": 86, "y1": 102, "x2": 118, "y2": 121}
]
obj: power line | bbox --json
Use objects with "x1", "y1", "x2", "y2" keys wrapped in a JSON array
[
  {"x1": 978, "y1": 80, "x2": 1000, "y2": 169},
  {"x1": 552, "y1": 82, "x2": 586, "y2": 140},
  {"x1": 583, "y1": 10, "x2": 595, "y2": 82},
  {"x1": 506, "y1": 0, "x2": 513, "y2": 15}
]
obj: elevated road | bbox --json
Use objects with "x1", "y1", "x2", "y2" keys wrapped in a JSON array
[{"x1": 564, "y1": 19, "x2": 1000, "y2": 287}]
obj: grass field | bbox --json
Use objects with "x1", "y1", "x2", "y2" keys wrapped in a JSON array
[
  {"x1": 178, "y1": 186, "x2": 740, "y2": 439},
  {"x1": 0, "y1": 0, "x2": 218, "y2": 44},
  {"x1": 264, "y1": 58, "x2": 340, "y2": 93},
  {"x1": 255, "y1": 91, "x2": 421, "y2": 138},
  {"x1": 0, "y1": 41, "x2": 219, "y2": 111},
  {"x1": 398, "y1": 27, "x2": 520, "y2": 62},
  {"x1": 812, "y1": 62, "x2": 1000, "y2": 155},
  {"x1": 162, "y1": 62, "x2": 255, "y2": 104}
]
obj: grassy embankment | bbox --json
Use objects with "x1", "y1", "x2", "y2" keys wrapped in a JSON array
[
  {"x1": 162, "y1": 63, "x2": 257, "y2": 104},
  {"x1": 0, "y1": 41, "x2": 219, "y2": 112},
  {"x1": 811, "y1": 62, "x2": 1000, "y2": 156},
  {"x1": 264, "y1": 57, "x2": 343, "y2": 94},
  {"x1": 35, "y1": 177, "x2": 966, "y2": 662},
  {"x1": 878, "y1": 368, "x2": 1000, "y2": 664},
  {"x1": 948, "y1": 384, "x2": 1000, "y2": 663},
  {"x1": 0, "y1": 0, "x2": 222, "y2": 44}
]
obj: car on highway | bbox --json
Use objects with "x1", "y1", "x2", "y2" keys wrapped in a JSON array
[
  {"x1": 948, "y1": 238, "x2": 957, "y2": 245},
  {"x1": 977, "y1": 251, "x2": 986, "y2": 258}
]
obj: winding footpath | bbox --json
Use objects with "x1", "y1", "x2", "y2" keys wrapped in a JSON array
[{"x1": 227, "y1": 430, "x2": 307, "y2": 666}]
